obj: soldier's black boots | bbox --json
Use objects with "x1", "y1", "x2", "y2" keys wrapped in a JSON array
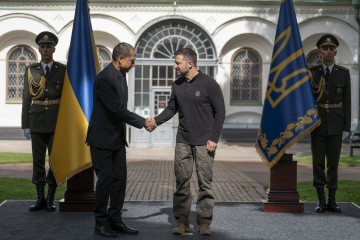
[
  {"x1": 29, "y1": 185, "x2": 46, "y2": 211},
  {"x1": 315, "y1": 186, "x2": 326, "y2": 213},
  {"x1": 46, "y1": 185, "x2": 57, "y2": 212},
  {"x1": 326, "y1": 189, "x2": 341, "y2": 213}
]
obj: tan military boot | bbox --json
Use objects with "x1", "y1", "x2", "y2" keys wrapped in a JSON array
[
  {"x1": 199, "y1": 224, "x2": 212, "y2": 235},
  {"x1": 172, "y1": 223, "x2": 191, "y2": 235}
]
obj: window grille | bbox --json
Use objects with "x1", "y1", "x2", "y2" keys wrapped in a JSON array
[
  {"x1": 6, "y1": 45, "x2": 37, "y2": 103},
  {"x1": 231, "y1": 48, "x2": 262, "y2": 105},
  {"x1": 306, "y1": 49, "x2": 321, "y2": 67},
  {"x1": 96, "y1": 45, "x2": 111, "y2": 70},
  {"x1": 134, "y1": 19, "x2": 217, "y2": 114}
]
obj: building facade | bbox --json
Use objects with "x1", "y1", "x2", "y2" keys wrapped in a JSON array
[{"x1": 0, "y1": 0, "x2": 358, "y2": 147}]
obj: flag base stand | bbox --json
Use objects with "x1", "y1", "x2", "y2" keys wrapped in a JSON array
[
  {"x1": 59, "y1": 168, "x2": 96, "y2": 212},
  {"x1": 261, "y1": 153, "x2": 304, "y2": 213}
]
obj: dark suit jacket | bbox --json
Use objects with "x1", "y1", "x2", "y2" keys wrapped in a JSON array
[
  {"x1": 21, "y1": 61, "x2": 66, "y2": 133},
  {"x1": 86, "y1": 63, "x2": 145, "y2": 150},
  {"x1": 310, "y1": 64, "x2": 351, "y2": 135}
]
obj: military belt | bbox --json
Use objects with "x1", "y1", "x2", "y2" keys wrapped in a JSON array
[
  {"x1": 32, "y1": 99, "x2": 60, "y2": 106},
  {"x1": 317, "y1": 102, "x2": 342, "y2": 109}
]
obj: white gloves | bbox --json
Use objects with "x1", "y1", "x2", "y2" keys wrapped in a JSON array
[
  {"x1": 342, "y1": 131, "x2": 349, "y2": 140},
  {"x1": 23, "y1": 128, "x2": 31, "y2": 140}
]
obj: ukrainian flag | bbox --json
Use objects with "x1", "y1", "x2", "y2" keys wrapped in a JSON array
[
  {"x1": 255, "y1": 0, "x2": 320, "y2": 168},
  {"x1": 50, "y1": 0, "x2": 99, "y2": 184}
]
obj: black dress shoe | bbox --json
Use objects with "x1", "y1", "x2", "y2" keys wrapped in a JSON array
[
  {"x1": 95, "y1": 224, "x2": 117, "y2": 238},
  {"x1": 46, "y1": 198, "x2": 56, "y2": 212},
  {"x1": 110, "y1": 222, "x2": 139, "y2": 235},
  {"x1": 29, "y1": 199, "x2": 46, "y2": 212},
  {"x1": 315, "y1": 203, "x2": 326, "y2": 213},
  {"x1": 326, "y1": 203, "x2": 342, "y2": 213}
]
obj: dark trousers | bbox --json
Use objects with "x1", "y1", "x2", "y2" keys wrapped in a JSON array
[
  {"x1": 311, "y1": 133, "x2": 342, "y2": 189},
  {"x1": 30, "y1": 132, "x2": 56, "y2": 186},
  {"x1": 90, "y1": 145, "x2": 127, "y2": 225}
]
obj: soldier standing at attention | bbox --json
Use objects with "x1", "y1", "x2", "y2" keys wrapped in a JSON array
[
  {"x1": 309, "y1": 34, "x2": 351, "y2": 214},
  {"x1": 21, "y1": 31, "x2": 66, "y2": 212}
]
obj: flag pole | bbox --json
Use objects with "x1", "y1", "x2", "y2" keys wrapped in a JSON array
[
  {"x1": 255, "y1": 0, "x2": 318, "y2": 212},
  {"x1": 352, "y1": 0, "x2": 360, "y2": 133},
  {"x1": 51, "y1": 0, "x2": 97, "y2": 212},
  {"x1": 59, "y1": 168, "x2": 95, "y2": 212},
  {"x1": 261, "y1": 153, "x2": 304, "y2": 213}
]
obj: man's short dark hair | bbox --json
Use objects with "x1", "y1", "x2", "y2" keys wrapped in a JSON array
[
  {"x1": 112, "y1": 42, "x2": 134, "y2": 60},
  {"x1": 174, "y1": 48, "x2": 197, "y2": 66}
]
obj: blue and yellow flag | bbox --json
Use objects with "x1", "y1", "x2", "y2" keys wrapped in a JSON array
[
  {"x1": 255, "y1": 0, "x2": 320, "y2": 168},
  {"x1": 50, "y1": 0, "x2": 99, "y2": 184}
]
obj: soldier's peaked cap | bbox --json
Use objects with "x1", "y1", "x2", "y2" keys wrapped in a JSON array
[
  {"x1": 35, "y1": 31, "x2": 58, "y2": 46},
  {"x1": 316, "y1": 34, "x2": 339, "y2": 48}
]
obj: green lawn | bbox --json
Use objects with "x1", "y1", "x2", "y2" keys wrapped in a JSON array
[
  {"x1": 0, "y1": 178, "x2": 67, "y2": 203},
  {"x1": 294, "y1": 155, "x2": 360, "y2": 167},
  {"x1": 1, "y1": 152, "x2": 359, "y2": 205},
  {"x1": 0, "y1": 152, "x2": 33, "y2": 164},
  {"x1": 1, "y1": 177, "x2": 359, "y2": 206},
  {"x1": 297, "y1": 180, "x2": 360, "y2": 206},
  {"x1": 2, "y1": 152, "x2": 360, "y2": 167}
]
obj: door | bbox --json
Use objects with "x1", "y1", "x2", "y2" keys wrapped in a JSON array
[
  {"x1": 130, "y1": 64, "x2": 178, "y2": 148},
  {"x1": 150, "y1": 89, "x2": 177, "y2": 147}
]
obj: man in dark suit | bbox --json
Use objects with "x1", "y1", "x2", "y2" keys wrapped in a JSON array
[
  {"x1": 86, "y1": 42, "x2": 156, "y2": 238},
  {"x1": 22, "y1": 31, "x2": 66, "y2": 212},
  {"x1": 309, "y1": 34, "x2": 351, "y2": 213}
]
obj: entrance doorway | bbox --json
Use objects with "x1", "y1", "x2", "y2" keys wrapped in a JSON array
[{"x1": 131, "y1": 18, "x2": 217, "y2": 147}]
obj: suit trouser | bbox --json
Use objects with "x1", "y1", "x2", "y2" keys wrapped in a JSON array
[
  {"x1": 311, "y1": 133, "x2": 342, "y2": 189},
  {"x1": 90, "y1": 145, "x2": 127, "y2": 225},
  {"x1": 173, "y1": 143, "x2": 215, "y2": 225},
  {"x1": 30, "y1": 132, "x2": 56, "y2": 186}
]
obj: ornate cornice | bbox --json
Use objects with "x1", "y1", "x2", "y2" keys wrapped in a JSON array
[
  {"x1": 0, "y1": 0, "x2": 353, "y2": 4},
  {"x1": 0, "y1": 5, "x2": 353, "y2": 14}
]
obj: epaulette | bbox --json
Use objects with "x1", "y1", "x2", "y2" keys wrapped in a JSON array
[
  {"x1": 335, "y1": 65, "x2": 349, "y2": 72},
  {"x1": 55, "y1": 62, "x2": 66, "y2": 68},
  {"x1": 26, "y1": 63, "x2": 39, "y2": 68}
]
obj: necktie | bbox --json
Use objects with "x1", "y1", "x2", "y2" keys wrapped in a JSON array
[
  {"x1": 45, "y1": 65, "x2": 50, "y2": 78},
  {"x1": 325, "y1": 67, "x2": 330, "y2": 80}
]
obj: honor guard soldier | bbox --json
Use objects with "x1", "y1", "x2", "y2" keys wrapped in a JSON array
[
  {"x1": 21, "y1": 31, "x2": 66, "y2": 212},
  {"x1": 309, "y1": 34, "x2": 351, "y2": 213}
]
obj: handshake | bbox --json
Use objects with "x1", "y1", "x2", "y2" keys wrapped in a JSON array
[{"x1": 145, "y1": 117, "x2": 157, "y2": 132}]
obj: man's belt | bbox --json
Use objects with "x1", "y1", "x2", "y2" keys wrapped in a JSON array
[
  {"x1": 32, "y1": 99, "x2": 60, "y2": 105},
  {"x1": 317, "y1": 102, "x2": 342, "y2": 109}
]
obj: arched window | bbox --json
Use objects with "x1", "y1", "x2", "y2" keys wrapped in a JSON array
[
  {"x1": 306, "y1": 49, "x2": 321, "y2": 67},
  {"x1": 96, "y1": 45, "x2": 111, "y2": 70},
  {"x1": 231, "y1": 48, "x2": 262, "y2": 105},
  {"x1": 6, "y1": 45, "x2": 37, "y2": 103},
  {"x1": 134, "y1": 19, "x2": 217, "y2": 115},
  {"x1": 136, "y1": 19, "x2": 216, "y2": 61}
]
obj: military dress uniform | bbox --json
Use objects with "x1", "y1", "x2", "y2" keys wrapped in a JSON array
[
  {"x1": 21, "y1": 31, "x2": 66, "y2": 212},
  {"x1": 309, "y1": 35, "x2": 351, "y2": 214}
]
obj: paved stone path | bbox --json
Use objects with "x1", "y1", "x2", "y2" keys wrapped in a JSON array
[
  {"x1": 126, "y1": 160, "x2": 266, "y2": 201},
  {"x1": 1, "y1": 140, "x2": 359, "y2": 202}
]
